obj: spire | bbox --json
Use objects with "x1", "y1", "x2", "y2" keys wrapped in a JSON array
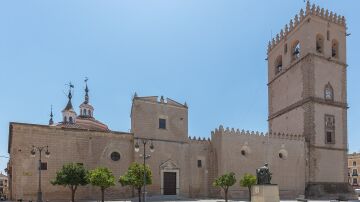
[
  {"x1": 64, "y1": 82, "x2": 74, "y2": 111},
  {"x1": 49, "y1": 105, "x2": 54, "y2": 125},
  {"x1": 84, "y1": 77, "x2": 89, "y2": 104}
]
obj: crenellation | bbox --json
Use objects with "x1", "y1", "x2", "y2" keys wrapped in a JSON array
[
  {"x1": 267, "y1": 2, "x2": 346, "y2": 54},
  {"x1": 213, "y1": 125, "x2": 304, "y2": 141}
]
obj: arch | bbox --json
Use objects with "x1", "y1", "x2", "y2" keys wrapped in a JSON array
[
  {"x1": 316, "y1": 34, "x2": 324, "y2": 53},
  {"x1": 69, "y1": 116, "x2": 73, "y2": 123},
  {"x1": 332, "y1": 39, "x2": 339, "y2": 58},
  {"x1": 83, "y1": 109, "x2": 87, "y2": 116},
  {"x1": 64, "y1": 116, "x2": 67, "y2": 123},
  {"x1": 292, "y1": 40, "x2": 301, "y2": 61},
  {"x1": 324, "y1": 82, "x2": 334, "y2": 101},
  {"x1": 88, "y1": 109, "x2": 91, "y2": 117},
  {"x1": 274, "y1": 55, "x2": 283, "y2": 75}
]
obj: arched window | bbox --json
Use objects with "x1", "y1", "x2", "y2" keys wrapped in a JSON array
[
  {"x1": 69, "y1": 116, "x2": 73, "y2": 123},
  {"x1": 292, "y1": 40, "x2": 301, "y2": 61},
  {"x1": 324, "y1": 83, "x2": 334, "y2": 101},
  {"x1": 316, "y1": 34, "x2": 324, "y2": 53},
  {"x1": 83, "y1": 109, "x2": 87, "y2": 116},
  {"x1": 275, "y1": 55, "x2": 283, "y2": 75},
  {"x1": 332, "y1": 39, "x2": 339, "y2": 58},
  {"x1": 64, "y1": 116, "x2": 67, "y2": 123},
  {"x1": 88, "y1": 110, "x2": 91, "y2": 117}
]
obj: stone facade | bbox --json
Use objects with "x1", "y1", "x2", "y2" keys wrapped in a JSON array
[
  {"x1": 348, "y1": 153, "x2": 360, "y2": 187},
  {"x1": 0, "y1": 173, "x2": 9, "y2": 199},
  {"x1": 7, "y1": 1, "x2": 356, "y2": 201}
]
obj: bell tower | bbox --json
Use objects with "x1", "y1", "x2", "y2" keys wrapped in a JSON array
[{"x1": 267, "y1": 1, "x2": 355, "y2": 199}]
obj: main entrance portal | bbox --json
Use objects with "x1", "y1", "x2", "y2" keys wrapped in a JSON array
[{"x1": 163, "y1": 172, "x2": 177, "y2": 195}]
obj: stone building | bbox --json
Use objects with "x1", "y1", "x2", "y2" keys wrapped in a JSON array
[
  {"x1": 348, "y1": 153, "x2": 360, "y2": 187},
  {"x1": 7, "y1": 1, "x2": 356, "y2": 201},
  {"x1": 0, "y1": 172, "x2": 9, "y2": 199}
]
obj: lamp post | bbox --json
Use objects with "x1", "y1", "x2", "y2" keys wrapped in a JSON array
[
  {"x1": 134, "y1": 138, "x2": 154, "y2": 202},
  {"x1": 30, "y1": 145, "x2": 50, "y2": 202}
]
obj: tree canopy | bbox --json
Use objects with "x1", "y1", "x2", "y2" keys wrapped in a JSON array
[
  {"x1": 51, "y1": 163, "x2": 88, "y2": 202},
  {"x1": 213, "y1": 172, "x2": 236, "y2": 202},
  {"x1": 119, "y1": 162, "x2": 152, "y2": 189},
  {"x1": 88, "y1": 167, "x2": 116, "y2": 189},
  {"x1": 240, "y1": 173, "x2": 257, "y2": 200}
]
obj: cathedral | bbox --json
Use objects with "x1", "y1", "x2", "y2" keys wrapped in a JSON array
[{"x1": 7, "y1": 1, "x2": 356, "y2": 200}]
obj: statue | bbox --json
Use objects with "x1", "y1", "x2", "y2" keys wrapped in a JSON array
[{"x1": 256, "y1": 163, "x2": 272, "y2": 185}]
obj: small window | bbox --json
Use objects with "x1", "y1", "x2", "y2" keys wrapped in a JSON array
[
  {"x1": 64, "y1": 116, "x2": 67, "y2": 123},
  {"x1": 88, "y1": 110, "x2": 91, "y2": 116},
  {"x1": 279, "y1": 153, "x2": 283, "y2": 159},
  {"x1": 324, "y1": 83, "x2": 334, "y2": 101},
  {"x1": 83, "y1": 109, "x2": 87, "y2": 116},
  {"x1": 353, "y1": 169, "x2": 358, "y2": 176},
  {"x1": 284, "y1": 43, "x2": 288, "y2": 54},
  {"x1": 41, "y1": 162, "x2": 47, "y2": 170},
  {"x1": 111, "y1": 152, "x2": 121, "y2": 161},
  {"x1": 241, "y1": 150, "x2": 246, "y2": 156},
  {"x1": 316, "y1": 34, "x2": 324, "y2": 53},
  {"x1": 159, "y1": 118, "x2": 166, "y2": 129},
  {"x1": 326, "y1": 132, "x2": 333, "y2": 143},
  {"x1": 197, "y1": 160, "x2": 202, "y2": 168},
  {"x1": 332, "y1": 40, "x2": 339, "y2": 58},
  {"x1": 292, "y1": 41, "x2": 301, "y2": 61},
  {"x1": 69, "y1": 116, "x2": 73, "y2": 123},
  {"x1": 353, "y1": 161, "x2": 357, "y2": 166},
  {"x1": 275, "y1": 55, "x2": 283, "y2": 75},
  {"x1": 353, "y1": 178, "x2": 358, "y2": 185}
]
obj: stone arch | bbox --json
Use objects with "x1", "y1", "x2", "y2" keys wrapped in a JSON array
[
  {"x1": 324, "y1": 82, "x2": 334, "y2": 101},
  {"x1": 292, "y1": 40, "x2": 301, "y2": 61},
  {"x1": 332, "y1": 39, "x2": 339, "y2": 58},
  {"x1": 316, "y1": 34, "x2": 324, "y2": 53},
  {"x1": 274, "y1": 55, "x2": 283, "y2": 75}
]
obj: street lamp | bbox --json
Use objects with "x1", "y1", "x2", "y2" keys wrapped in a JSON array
[
  {"x1": 134, "y1": 138, "x2": 154, "y2": 202},
  {"x1": 30, "y1": 145, "x2": 50, "y2": 202}
]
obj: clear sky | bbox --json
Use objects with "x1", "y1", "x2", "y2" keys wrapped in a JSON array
[{"x1": 0, "y1": 0, "x2": 359, "y2": 172}]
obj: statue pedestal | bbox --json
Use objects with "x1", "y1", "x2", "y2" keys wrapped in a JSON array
[{"x1": 251, "y1": 185, "x2": 280, "y2": 202}]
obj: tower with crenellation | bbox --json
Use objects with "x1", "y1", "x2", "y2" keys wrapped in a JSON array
[{"x1": 267, "y1": 1, "x2": 354, "y2": 198}]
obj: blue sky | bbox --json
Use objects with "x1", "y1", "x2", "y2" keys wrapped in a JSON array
[{"x1": 0, "y1": 0, "x2": 359, "y2": 172}]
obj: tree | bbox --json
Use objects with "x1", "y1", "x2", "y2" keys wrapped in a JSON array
[
  {"x1": 51, "y1": 163, "x2": 88, "y2": 202},
  {"x1": 87, "y1": 167, "x2": 116, "y2": 202},
  {"x1": 213, "y1": 172, "x2": 237, "y2": 202},
  {"x1": 119, "y1": 162, "x2": 152, "y2": 202},
  {"x1": 240, "y1": 173, "x2": 257, "y2": 201}
]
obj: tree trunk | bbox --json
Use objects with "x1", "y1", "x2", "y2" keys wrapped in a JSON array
[
  {"x1": 70, "y1": 186, "x2": 76, "y2": 202},
  {"x1": 248, "y1": 186, "x2": 252, "y2": 201},
  {"x1": 224, "y1": 188, "x2": 228, "y2": 202},
  {"x1": 138, "y1": 188, "x2": 142, "y2": 202},
  {"x1": 101, "y1": 188, "x2": 105, "y2": 202}
]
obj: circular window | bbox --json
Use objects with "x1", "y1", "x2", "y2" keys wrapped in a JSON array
[
  {"x1": 110, "y1": 152, "x2": 121, "y2": 161},
  {"x1": 241, "y1": 150, "x2": 246, "y2": 156}
]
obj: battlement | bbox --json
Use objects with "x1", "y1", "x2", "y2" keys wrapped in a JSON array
[
  {"x1": 267, "y1": 1, "x2": 346, "y2": 54},
  {"x1": 211, "y1": 125, "x2": 304, "y2": 141},
  {"x1": 189, "y1": 136, "x2": 211, "y2": 143}
]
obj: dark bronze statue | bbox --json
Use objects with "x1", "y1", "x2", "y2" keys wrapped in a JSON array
[{"x1": 256, "y1": 163, "x2": 272, "y2": 184}]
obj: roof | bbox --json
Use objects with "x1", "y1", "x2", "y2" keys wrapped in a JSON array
[
  {"x1": 57, "y1": 116, "x2": 109, "y2": 132},
  {"x1": 63, "y1": 100, "x2": 75, "y2": 111}
]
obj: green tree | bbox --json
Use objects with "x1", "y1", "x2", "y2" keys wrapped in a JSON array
[
  {"x1": 213, "y1": 172, "x2": 237, "y2": 202},
  {"x1": 240, "y1": 173, "x2": 257, "y2": 201},
  {"x1": 87, "y1": 167, "x2": 116, "y2": 202},
  {"x1": 119, "y1": 162, "x2": 152, "y2": 202},
  {"x1": 51, "y1": 163, "x2": 88, "y2": 202}
]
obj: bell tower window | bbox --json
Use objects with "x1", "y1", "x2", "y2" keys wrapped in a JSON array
[
  {"x1": 69, "y1": 116, "x2": 73, "y2": 124},
  {"x1": 316, "y1": 34, "x2": 324, "y2": 54},
  {"x1": 332, "y1": 39, "x2": 339, "y2": 58},
  {"x1": 292, "y1": 40, "x2": 301, "y2": 61},
  {"x1": 275, "y1": 55, "x2": 283, "y2": 75}
]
